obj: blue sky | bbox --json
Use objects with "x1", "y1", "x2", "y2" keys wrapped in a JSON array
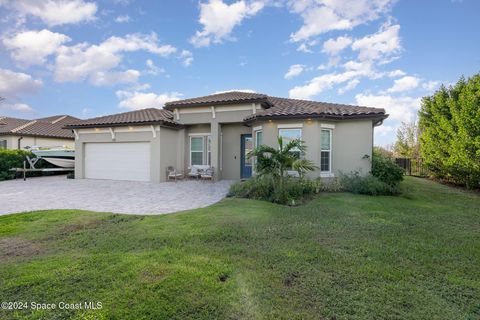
[{"x1": 0, "y1": 0, "x2": 479, "y2": 146}]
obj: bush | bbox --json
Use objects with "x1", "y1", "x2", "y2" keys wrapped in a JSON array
[
  {"x1": 0, "y1": 149, "x2": 33, "y2": 181},
  {"x1": 340, "y1": 172, "x2": 398, "y2": 196},
  {"x1": 419, "y1": 74, "x2": 480, "y2": 189},
  {"x1": 371, "y1": 152, "x2": 404, "y2": 186},
  {"x1": 229, "y1": 175, "x2": 323, "y2": 205},
  {"x1": 0, "y1": 149, "x2": 53, "y2": 181}
]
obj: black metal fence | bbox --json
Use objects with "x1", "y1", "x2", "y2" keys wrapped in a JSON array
[{"x1": 395, "y1": 158, "x2": 430, "y2": 177}]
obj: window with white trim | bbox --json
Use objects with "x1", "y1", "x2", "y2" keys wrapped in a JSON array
[
  {"x1": 255, "y1": 130, "x2": 263, "y2": 147},
  {"x1": 320, "y1": 129, "x2": 332, "y2": 172},
  {"x1": 0, "y1": 140, "x2": 6, "y2": 149},
  {"x1": 279, "y1": 128, "x2": 302, "y2": 158},
  {"x1": 207, "y1": 136, "x2": 212, "y2": 166},
  {"x1": 190, "y1": 136, "x2": 204, "y2": 166}
]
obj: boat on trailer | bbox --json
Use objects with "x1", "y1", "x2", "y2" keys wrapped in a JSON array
[{"x1": 30, "y1": 146, "x2": 75, "y2": 168}]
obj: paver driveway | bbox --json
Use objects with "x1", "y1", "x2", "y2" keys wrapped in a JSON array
[{"x1": 0, "y1": 175, "x2": 233, "y2": 215}]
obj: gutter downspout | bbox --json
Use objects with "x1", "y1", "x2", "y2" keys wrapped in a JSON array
[{"x1": 17, "y1": 136, "x2": 23, "y2": 149}]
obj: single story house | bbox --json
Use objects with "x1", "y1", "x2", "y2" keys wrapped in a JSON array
[
  {"x1": 0, "y1": 115, "x2": 79, "y2": 150},
  {"x1": 65, "y1": 91, "x2": 388, "y2": 182}
]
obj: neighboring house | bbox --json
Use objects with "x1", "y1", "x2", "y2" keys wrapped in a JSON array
[
  {"x1": 0, "y1": 115, "x2": 79, "y2": 150},
  {"x1": 65, "y1": 92, "x2": 388, "y2": 182}
]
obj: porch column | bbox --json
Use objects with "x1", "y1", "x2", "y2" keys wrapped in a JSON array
[{"x1": 210, "y1": 120, "x2": 221, "y2": 180}]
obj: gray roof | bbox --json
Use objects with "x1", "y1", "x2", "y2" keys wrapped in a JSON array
[
  {"x1": 0, "y1": 115, "x2": 79, "y2": 139},
  {"x1": 64, "y1": 108, "x2": 180, "y2": 129}
]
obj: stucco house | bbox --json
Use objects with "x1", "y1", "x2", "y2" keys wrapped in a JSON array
[
  {"x1": 65, "y1": 91, "x2": 388, "y2": 182},
  {"x1": 0, "y1": 115, "x2": 79, "y2": 150}
]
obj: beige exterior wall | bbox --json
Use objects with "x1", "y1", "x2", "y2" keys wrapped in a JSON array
[
  {"x1": 252, "y1": 119, "x2": 374, "y2": 177},
  {"x1": 0, "y1": 135, "x2": 74, "y2": 150},
  {"x1": 74, "y1": 126, "x2": 179, "y2": 182},
  {"x1": 159, "y1": 127, "x2": 179, "y2": 181}
]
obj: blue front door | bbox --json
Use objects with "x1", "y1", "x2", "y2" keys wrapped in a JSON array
[{"x1": 241, "y1": 134, "x2": 253, "y2": 179}]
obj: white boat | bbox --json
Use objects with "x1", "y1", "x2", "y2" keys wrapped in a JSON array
[{"x1": 31, "y1": 146, "x2": 75, "y2": 168}]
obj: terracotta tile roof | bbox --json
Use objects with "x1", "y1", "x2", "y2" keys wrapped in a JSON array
[
  {"x1": 64, "y1": 108, "x2": 180, "y2": 129},
  {"x1": 244, "y1": 96, "x2": 387, "y2": 122},
  {"x1": 0, "y1": 117, "x2": 31, "y2": 133},
  {"x1": 0, "y1": 115, "x2": 80, "y2": 139},
  {"x1": 164, "y1": 91, "x2": 269, "y2": 109},
  {"x1": 66, "y1": 92, "x2": 387, "y2": 128}
]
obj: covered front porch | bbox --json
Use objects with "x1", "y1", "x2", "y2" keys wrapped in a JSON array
[{"x1": 178, "y1": 121, "x2": 255, "y2": 181}]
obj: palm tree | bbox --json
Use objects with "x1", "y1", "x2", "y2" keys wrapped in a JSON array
[{"x1": 248, "y1": 137, "x2": 317, "y2": 186}]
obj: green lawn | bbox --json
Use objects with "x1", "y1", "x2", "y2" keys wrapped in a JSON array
[{"x1": 0, "y1": 177, "x2": 479, "y2": 320}]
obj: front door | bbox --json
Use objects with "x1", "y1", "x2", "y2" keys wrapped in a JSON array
[{"x1": 240, "y1": 134, "x2": 253, "y2": 179}]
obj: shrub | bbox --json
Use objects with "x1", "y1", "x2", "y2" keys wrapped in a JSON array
[
  {"x1": 371, "y1": 152, "x2": 404, "y2": 186},
  {"x1": 0, "y1": 149, "x2": 33, "y2": 181},
  {"x1": 0, "y1": 149, "x2": 52, "y2": 181},
  {"x1": 340, "y1": 172, "x2": 398, "y2": 196},
  {"x1": 419, "y1": 74, "x2": 480, "y2": 189},
  {"x1": 229, "y1": 175, "x2": 323, "y2": 205}
]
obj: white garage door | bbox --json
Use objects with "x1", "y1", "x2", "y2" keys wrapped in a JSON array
[{"x1": 84, "y1": 142, "x2": 150, "y2": 181}]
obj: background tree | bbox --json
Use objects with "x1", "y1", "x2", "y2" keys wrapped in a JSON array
[
  {"x1": 419, "y1": 74, "x2": 480, "y2": 188},
  {"x1": 373, "y1": 146, "x2": 394, "y2": 159},
  {"x1": 393, "y1": 121, "x2": 421, "y2": 159}
]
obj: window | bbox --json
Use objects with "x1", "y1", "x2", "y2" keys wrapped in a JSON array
[
  {"x1": 279, "y1": 128, "x2": 302, "y2": 158},
  {"x1": 255, "y1": 130, "x2": 263, "y2": 147},
  {"x1": 207, "y1": 136, "x2": 212, "y2": 166},
  {"x1": 190, "y1": 136, "x2": 204, "y2": 166},
  {"x1": 0, "y1": 140, "x2": 6, "y2": 149},
  {"x1": 321, "y1": 129, "x2": 331, "y2": 172}
]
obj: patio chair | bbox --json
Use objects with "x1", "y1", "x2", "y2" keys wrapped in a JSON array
[
  {"x1": 166, "y1": 166, "x2": 184, "y2": 182},
  {"x1": 187, "y1": 165, "x2": 200, "y2": 179},
  {"x1": 200, "y1": 166, "x2": 215, "y2": 182},
  {"x1": 187, "y1": 165, "x2": 210, "y2": 180}
]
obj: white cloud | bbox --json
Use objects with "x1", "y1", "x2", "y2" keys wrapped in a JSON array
[
  {"x1": 355, "y1": 93, "x2": 421, "y2": 123},
  {"x1": 3, "y1": 0, "x2": 97, "y2": 26},
  {"x1": 423, "y1": 80, "x2": 440, "y2": 92},
  {"x1": 388, "y1": 69, "x2": 406, "y2": 77},
  {"x1": 289, "y1": 0, "x2": 395, "y2": 42},
  {"x1": 289, "y1": 70, "x2": 358, "y2": 99},
  {"x1": 89, "y1": 69, "x2": 140, "y2": 86},
  {"x1": 284, "y1": 64, "x2": 307, "y2": 79},
  {"x1": 190, "y1": 0, "x2": 264, "y2": 47},
  {"x1": 54, "y1": 33, "x2": 177, "y2": 84},
  {"x1": 116, "y1": 90, "x2": 183, "y2": 110},
  {"x1": 387, "y1": 75, "x2": 420, "y2": 93},
  {"x1": 351, "y1": 23, "x2": 401, "y2": 62},
  {"x1": 180, "y1": 50, "x2": 193, "y2": 66},
  {"x1": 0, "y1": 103, "x2": 34, "y2": 113},
  {"x1": 0, "y1": 68, "x2": 42, "y2": 98},
  {"x1": 145, "y1": 59, "x2": 165, "y2": 76},
  {"x1": 3, "y1": 29, "x2": 71, "y2": 66},
  {"x1": 322, "y1": 35, "x2": 352, "y2": 55},
  {"x1": 81, "y1": 107, "x2": 92, "y2": 116},
  {"x1": 297, "y1": 43, "x2": 312, "y2": 53},
  {"x1": 337, "y1": 78, "x2": 360, "y2": 94},
  {"x1": 289, "y1": 59, "x2": 380, "y2": 99},
  {"x1": 374, "y1": 124, "x2": 394, "y2": 136},
  {"x1": 115, "y1": 15, "x2": 131, "y2": 23}
]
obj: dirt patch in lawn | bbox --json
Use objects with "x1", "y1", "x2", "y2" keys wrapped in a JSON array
[{"x1": 0, "y1": 237, "x2": 43, "y2": 259}]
